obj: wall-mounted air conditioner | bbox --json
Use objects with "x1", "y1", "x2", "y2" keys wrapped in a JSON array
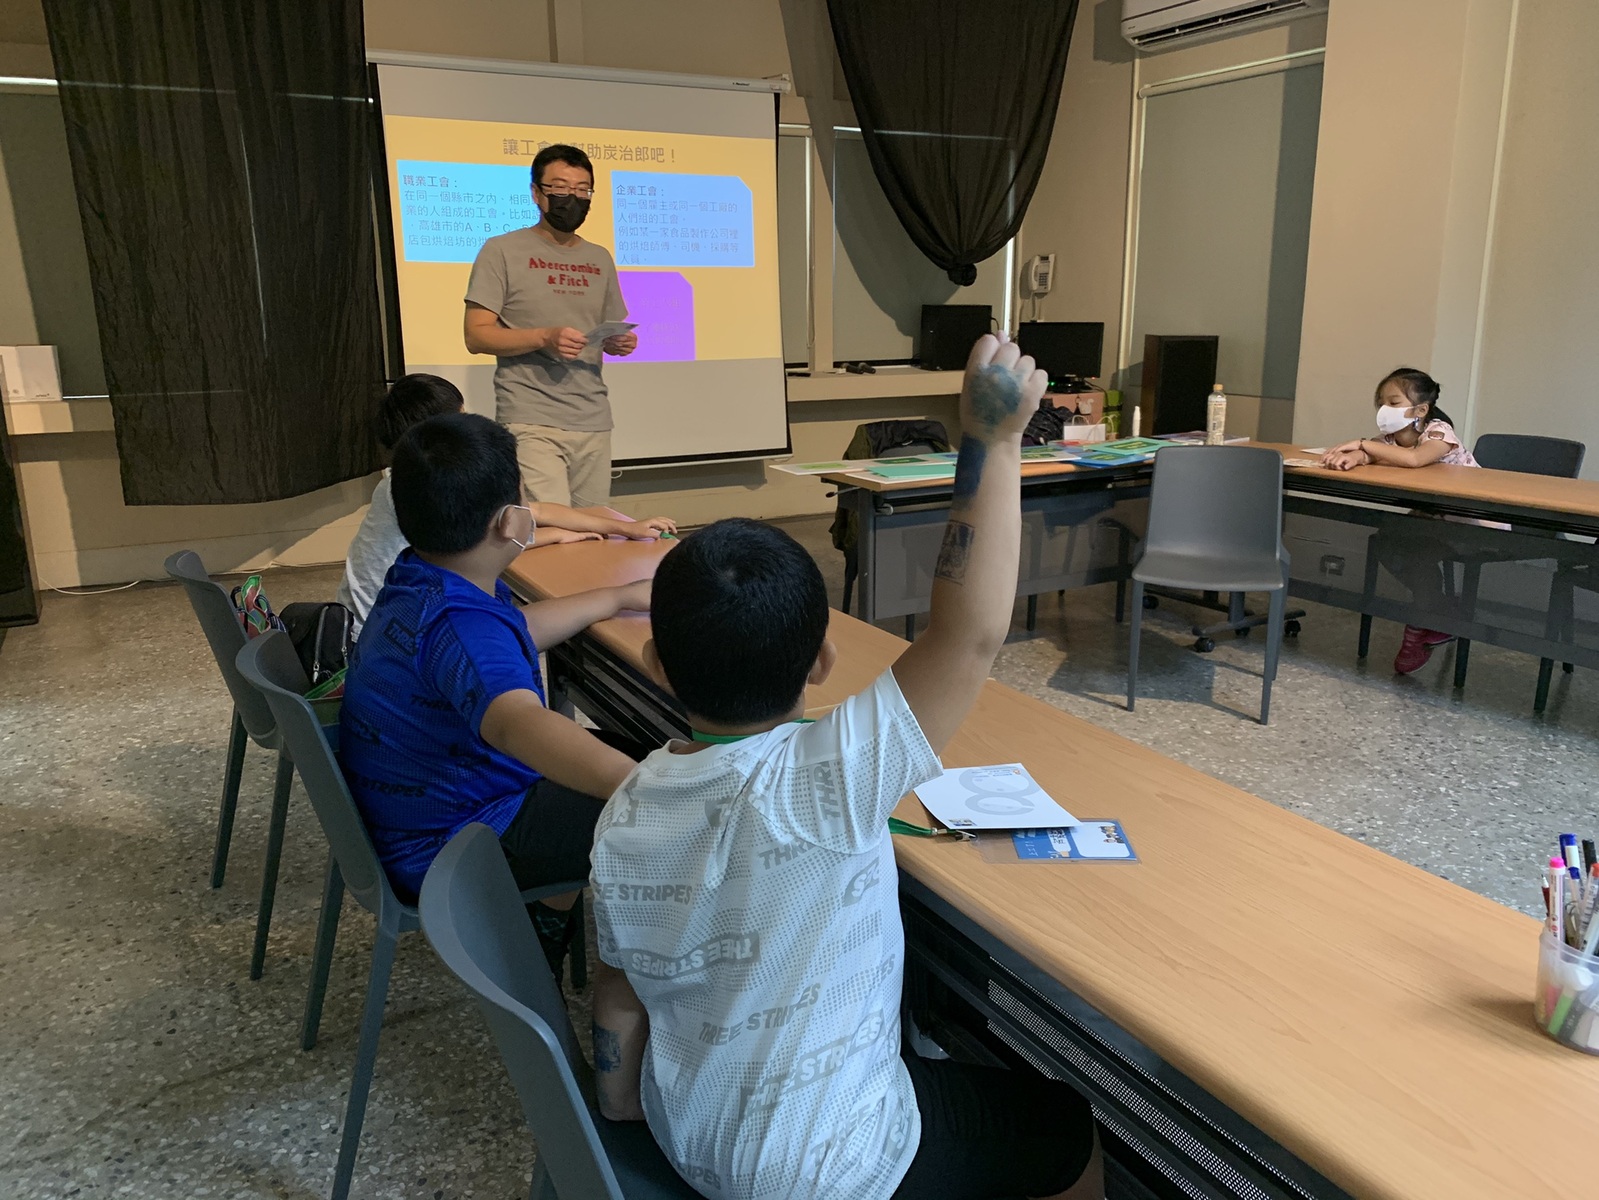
[{"x1": 1122, "y1": 0, "x2": 1329, "y2": 54}]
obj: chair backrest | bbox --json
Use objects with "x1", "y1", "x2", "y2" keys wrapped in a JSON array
[
  {"x1": 235, "y1": 632, "x2": 394, "y2": 915},
  {"x1": 419, "y1": 823, "x2": 624, "y2": 1200},
  {"x1": 1472, "y1": 433, "x2": 1586, "y2": 479},
  {"x1": 165, "y1": 549, "x2": 280, "y2": 741},
  {"x1": 1144, "y1": 445, "x2": 1286, "y2": 562}
]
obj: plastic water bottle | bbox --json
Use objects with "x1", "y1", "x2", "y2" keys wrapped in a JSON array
[{"x1": 1206, "y1": 384, "x2": 1227, "y2": 445}]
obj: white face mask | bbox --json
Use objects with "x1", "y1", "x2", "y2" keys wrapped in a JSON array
[
  {"x1": 498, "y1": 504, "x2": 535, "y2": 550},
  {"x1": 1375, "y1": 405, "x2": 1419, "y2": 436}
]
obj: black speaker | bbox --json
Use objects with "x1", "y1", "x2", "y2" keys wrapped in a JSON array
[
  {"x1": 1140, "y1": 334, "x2": 1218, "y2": 436},
  {"x1": 917, "y1": 304, "x2": 992, "y2": 371}
]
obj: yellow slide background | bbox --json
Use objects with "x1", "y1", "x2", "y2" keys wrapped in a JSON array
[{"x1": 384, "y1": 114, "x2": 781, "y2": 364}]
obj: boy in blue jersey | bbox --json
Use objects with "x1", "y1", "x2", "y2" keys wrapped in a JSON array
[{"x1": 340, "y1": 411, "x2": 648, "y2": 976}]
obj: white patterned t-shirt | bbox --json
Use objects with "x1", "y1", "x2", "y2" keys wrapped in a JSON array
[{"x1": 591, "y1": 670, "x2": 942, "y2": 1200}]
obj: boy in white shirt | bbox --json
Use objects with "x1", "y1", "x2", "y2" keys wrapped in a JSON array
[
  {"x1": 589, "y1": 335, "x2": 1102, "y2": 1199},
  {"x1": 337, "y1": 374, "x2": 675, "y2": 635}
]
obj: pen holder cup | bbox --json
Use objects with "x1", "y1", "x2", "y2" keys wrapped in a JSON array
[{"x1": 1534, "y1": 931, "x2": 1599, "y2": 1055}]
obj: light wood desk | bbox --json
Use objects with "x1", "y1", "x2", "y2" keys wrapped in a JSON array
[
  {"x1": 1258, "y1": 441, "x2": 1599, "y2": 531},
  {"x1": 895, "y1": 680, "x2": 1598, "y2": 1200},
  {"x1": 503, "y1": 538, "x2": 908, "y2": 734},
  {"x1": 504, "y1": 538, "x2": 1599, "y2": 1200}
]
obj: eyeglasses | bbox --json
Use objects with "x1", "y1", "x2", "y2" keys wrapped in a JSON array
[{"x1": 537, "y1": 183, "x2": 595, "y2": 199}]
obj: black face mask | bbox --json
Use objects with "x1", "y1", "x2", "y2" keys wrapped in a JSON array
[{"x1": 542, "y1": 193, "x2": 590, "y2": 233}]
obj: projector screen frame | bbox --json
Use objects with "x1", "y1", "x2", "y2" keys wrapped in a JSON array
[{"x1": 367, "y1": 50, "x2": 794, "y2": 471}]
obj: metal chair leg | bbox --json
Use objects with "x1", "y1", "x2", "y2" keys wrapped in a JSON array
[
  {"x1": 301, "y1": 854, "x2": 345, "y2": 1051},
  {"x1": 212, "y1": 710, "x2": 247, "y2": 889},
  {"x1": 250, "y1": 750, "x2": 295, "y2": 981},
  {"x1": 1535, "y1": 658, "x2": 1555, "y2": 714},
  {"x1": 568, "y1": 892, "x2": 588, "y2": 991},
  {"x1": 1261, "y1": 589, "x2": 1286, "y2": 725},
  {"x1": 1115, "y1": 579, "x2": 1126, "y2": 624},
  {"x1": 904, "y1": 615, "x2": 915, "y2": 641},
  {"x1": 330, "y1": 920, "x2": 400, "y2": 1200},
  {"x1": 1453, "y1": 639, "x2": 1472, "y2": 690},
  {"x1": 1026, "y1": 594, "x2": 1038, "y2": 632},
  {"x1": 1126, "y1": 580, "x2": 1145, "y2": 712},
  {"x1": 1358, "y1": 614, "x2": 1373, "y2": 659}
]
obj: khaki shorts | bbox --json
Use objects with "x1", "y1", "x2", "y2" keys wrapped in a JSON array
[{"x1": 504, "y1": 423, "x2": 612, "y2": 507}]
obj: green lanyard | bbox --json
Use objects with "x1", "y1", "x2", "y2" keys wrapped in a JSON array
[{"x1": 689, "y1": 718, "x2": 814, "y2": 744}]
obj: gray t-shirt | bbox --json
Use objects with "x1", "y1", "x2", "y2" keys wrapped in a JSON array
[{"x1": 464, "y1": 227, "x2": 627, "y2": 432}]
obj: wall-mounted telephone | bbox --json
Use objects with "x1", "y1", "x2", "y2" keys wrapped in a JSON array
[{"x1": 1024, "y1": 253, "x2": 1056, "y2": 297}]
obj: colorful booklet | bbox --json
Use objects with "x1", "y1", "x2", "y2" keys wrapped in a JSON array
[{"x1": 972, "y1": 819, "x2": 1139, "y2": 864}]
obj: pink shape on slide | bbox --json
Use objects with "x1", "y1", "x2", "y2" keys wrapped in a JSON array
[{"x1": 611, "y1": 271, "x2": 695, "y2": 363}]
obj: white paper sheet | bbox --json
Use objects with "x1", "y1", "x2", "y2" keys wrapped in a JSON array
[
  {"x1": 587, "y1": 321, "x2": 638, "y2": 341},
  {"x1": 913, "y1": 764, "x2": 1080, "y2": 831}
]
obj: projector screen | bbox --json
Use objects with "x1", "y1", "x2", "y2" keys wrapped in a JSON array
[{"x1": 373, "y1": 57, "x2": 789, "y2": 466}]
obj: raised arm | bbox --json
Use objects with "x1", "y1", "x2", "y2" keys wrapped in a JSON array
[{"x1": 890, "y1": 334, "x2": 1044, "y2": 752}]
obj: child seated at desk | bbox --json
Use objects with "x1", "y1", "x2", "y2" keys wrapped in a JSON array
[
  {"x1": 337, "y1": 373, "x2": 675, "y2": 635},
  {"x1": 1320, "y1": 368, "x2": 1483, "y2": 674},
  {"x1": 340, "y1": 411, "x2": 651, "y2": 979},
  {"x1": 587, "y1": 335, "x2": 1103, "y2": 1199}
]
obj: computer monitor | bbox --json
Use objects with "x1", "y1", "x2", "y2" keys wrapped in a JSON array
[
  {"x1": 918, "y1": 304, "x2": 994, "y2": 371},
  {"x1": 1017, "y1": 321, "x2": 1105, "y2": 388}
]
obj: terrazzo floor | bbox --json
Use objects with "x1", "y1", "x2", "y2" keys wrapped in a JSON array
[{"x1": 3, "y1": 513, "x2": 1597, "y2": 1198}]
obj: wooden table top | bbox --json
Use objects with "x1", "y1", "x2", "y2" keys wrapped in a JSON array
[
  {"x1": 502, "y1": 539, "x2": 908, "y2": 719},
  {"x1": 1257, "y1": 440, "x2": 1599, "y2": 522},
  {"x1": 893, "y1": 681, "x2": 1598, "y2": 1200},
  {"x1": 506, "y1": 537, "x2": 1599, "y2": 1200}
]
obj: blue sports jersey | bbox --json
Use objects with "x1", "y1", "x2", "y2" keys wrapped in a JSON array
[{"x1": 339, "y1": 549, "x2": 544, "y2": 896}]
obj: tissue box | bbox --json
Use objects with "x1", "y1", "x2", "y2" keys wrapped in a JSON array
[{"x1": 1, "y1": 346, "x2": 63, "y2": 403}]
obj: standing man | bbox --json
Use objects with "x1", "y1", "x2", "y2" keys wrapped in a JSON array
[{"x1": 464, "y1": 145, "x2": 638, "y2": 507}]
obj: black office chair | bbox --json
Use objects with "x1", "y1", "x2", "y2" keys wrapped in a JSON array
[
  {"x1": 829, "y1": 419, "x2": 951, "y2": 637},
  {"x1": 1430, "y1": 435, "x2": 1585, "y2": 691}
]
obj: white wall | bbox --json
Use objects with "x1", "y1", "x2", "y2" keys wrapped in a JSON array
[
  {"x1": 1022, "y1": 2, "x2": 1326, "y2": 440},
  {"x1": 1473, "y1": 0, "x2": 1599, "y2": 475},
  {"x1": 1291, "y1": 0, "x2": 1515, "y2": 448}
]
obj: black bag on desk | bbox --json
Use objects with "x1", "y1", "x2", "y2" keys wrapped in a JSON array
[
  {"x1": 1023, "y1": 406, "x2": 1070, "y2": 446},
  {"x1": 279, "y1": 601, "x2": 353, "y2": 688}
]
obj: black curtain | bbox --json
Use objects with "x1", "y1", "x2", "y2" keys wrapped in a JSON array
[
  {"x1": 40, "y1": 0, "x2": 383, "y2": 506},
  {"x1": 826, "y1": 0, "x2": 1078, "y2": 286}
]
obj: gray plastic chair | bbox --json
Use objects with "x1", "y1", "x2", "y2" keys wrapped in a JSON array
[
  {"x1": 1127, "y1": 446, "x2": 1290, "y2": 724},
  {"x1": 420, "y1": 823, "x2": 699, "y2": 1200},
  {"x1": 165, "y1": 549, "x2": 299, "y2": 980},
  {"x1": 236, "y1": 632, "x2": 588, "y2": 1200}
]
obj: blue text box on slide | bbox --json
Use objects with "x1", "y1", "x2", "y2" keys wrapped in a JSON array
[
  {"x1": 611, "y1": 171, "x2": 753, "y2": 268},
  {"x1": 396, "y1": 160, "x2": 537, "y2": 263}
]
